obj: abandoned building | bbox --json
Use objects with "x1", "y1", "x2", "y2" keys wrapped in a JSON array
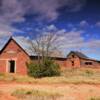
[
  {"x1": 66, "y1": 51, "x2": 100, "y2": 68},
  {"x1": 0, "y1": 37, "x2": 100, "y2": 75}
]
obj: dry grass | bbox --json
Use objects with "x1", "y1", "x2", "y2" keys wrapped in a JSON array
[
  {"x1": 12, "y1": 88, "x2": 62, "y2": 100},
  {"x1": 0, "y1": 68, "x2": 100, "y2": 84},
  {"x1": 89, "y1": 97, "x2": 100, "y2": 100},
  {"x1": 0, "y1": 68, "x2": 100, "y2": 100}
]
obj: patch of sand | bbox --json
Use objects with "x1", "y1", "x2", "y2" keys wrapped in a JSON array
[{"x1": 0, "y1": 82, "x2": 100, "y2": 100}]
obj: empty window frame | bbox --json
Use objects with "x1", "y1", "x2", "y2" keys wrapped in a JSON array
[
  {"x1": 72, "y1": 61, "x2": 74, "y2": 66},
  {"x1": 85, "y1": 62, "x2": 92, "y2": 65}
]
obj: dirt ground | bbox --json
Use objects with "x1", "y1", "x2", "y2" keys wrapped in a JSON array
[{"x1": 0, "y1": 82, "x2": 100, "y2": 100}]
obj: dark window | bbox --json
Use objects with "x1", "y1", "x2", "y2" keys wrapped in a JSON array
[
  {"x1": 72, "y1": 55, "x2": 75, "y2": 58},
  {"x1": 89, "y1": 62, "x2": 92, "y2": 65},
  {"x1": 9, "y1": 60, "x2": 15, "y2": 73},
  {"x1": 85, "y1": 62, "x2": 92, "y2": 65},
  {"x1": 72, "y1": 61, "x2": 74, "y2": 66}
]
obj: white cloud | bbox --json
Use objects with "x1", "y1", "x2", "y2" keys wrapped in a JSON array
[
  {"x1": 0, "y1": 0, "x2": 87, "y2": 36},
  {"x1": 0, "y1": 0, "x2": 87, "y2": 22},
  {"x1": 1, "y1": 24, "x2": 100, "y2": 59},
  {"x1": 95, "y1": 21, "x2": 100, "y2": 27},
  {"x1": 0, "y1": 23, "x2": 23, "y2": 37},
  {"x1": 36, "y1": 24, "x2": 100, "y2": 59},
  {"x1": 46, "y1": 25, "x2": 57, "y2": 31},
  {"x1": 79, "y1": 20, "x2": 89, "y2": 28}
]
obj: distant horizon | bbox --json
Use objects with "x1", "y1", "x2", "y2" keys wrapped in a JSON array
[{"x1": 0, "y1": 0, "x2": 100, "y2": 59}]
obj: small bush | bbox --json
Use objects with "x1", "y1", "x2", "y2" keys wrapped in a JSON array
[
  {"x1": 41, "y1": 59, "x2": 60, "y2": 77},
  {"x1": 27, "y1": 59, "x2": 61, "y2": 78},
  {"x1": 27, "y1": 63, "x2": 42, "y2": 78},
  {"x1": 0, "y1": 73, "x2": 4, "y2": 76}
]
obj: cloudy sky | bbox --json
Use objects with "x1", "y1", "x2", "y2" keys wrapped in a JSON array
[{"x1": 0, "y1": 0, "x2": 100, "y2": 59}]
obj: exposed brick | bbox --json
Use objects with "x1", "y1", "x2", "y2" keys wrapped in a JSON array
[{"x1": 0, "y1": 39, "x2": 30, "y2": 75}]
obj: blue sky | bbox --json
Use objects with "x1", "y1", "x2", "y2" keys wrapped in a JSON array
[{"x1": 0, "y1": 0, "x2": 100, "y2": 59}]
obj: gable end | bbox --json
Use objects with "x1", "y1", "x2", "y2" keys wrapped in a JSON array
[{"x1": 0, "y1": 37, "x2": 29, "y2": 57}]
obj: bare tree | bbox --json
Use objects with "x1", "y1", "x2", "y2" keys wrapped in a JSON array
[{"x1": 28, "y1": 32, "x2": 63, "y2": 64}]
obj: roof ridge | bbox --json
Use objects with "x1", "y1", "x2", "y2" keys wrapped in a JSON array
[{"x1": 0, "y1": 37, "x2": 29, "y2": 56}]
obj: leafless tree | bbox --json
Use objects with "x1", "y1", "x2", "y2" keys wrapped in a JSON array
[{"x1": 28, "y1": 32, "x2": 63, "y2": 64}]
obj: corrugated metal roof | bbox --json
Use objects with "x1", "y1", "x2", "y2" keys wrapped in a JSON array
[
  {"x1": 72, "y1": 51, "x2": 89, "y2": 59},
  {"x1": 67, "y1": 51, "x2": 100, "y2": 62}
]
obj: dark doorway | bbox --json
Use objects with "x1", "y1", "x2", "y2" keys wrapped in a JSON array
[
  {"x1": 9, "y1": 60, "x2": 15, "y2": 73},
  {"x1": 72, "y1": 61, "x2": 74, "y2": 66}
]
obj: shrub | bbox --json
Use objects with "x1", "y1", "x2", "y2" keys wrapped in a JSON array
[
  {"x1": 41, "y1": 59, "x2": 60, "y2": 77},
  {"x1": 27, "y1": 59, "x2": 60, "y2": 78},
  {"x1": 27, "y1": 62, "x2": 42, "y2": 78}
]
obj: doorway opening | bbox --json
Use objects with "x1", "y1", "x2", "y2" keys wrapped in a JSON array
[
  {"x1": 72, "y1": 61, "x2": 74, "y2": 66},
  {"x1": 9, "y1": 60, "x2": 15, "y2": 73}
]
